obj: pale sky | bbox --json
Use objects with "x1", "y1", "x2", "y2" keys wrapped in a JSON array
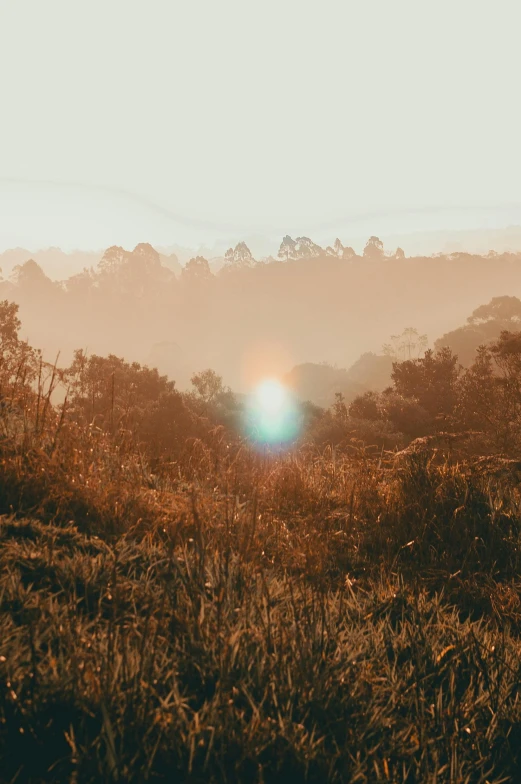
[{"x1": 1, "y1": 0, "x2": 520, "y2": 251}]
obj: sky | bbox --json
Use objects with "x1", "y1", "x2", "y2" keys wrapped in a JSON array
[{"x1": 1, "y1": 0, "x2": 521, "y2": 252}]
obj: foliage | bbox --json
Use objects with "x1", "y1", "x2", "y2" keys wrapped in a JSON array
[
  {"x1": 455, "y1": 331, "x2": 521, "y2": 453},
  {"x1": 436, "y1": 296, "x2": 521, "y2": 366},
  {"x1": 363, "y1": 235, "x2": 384, "y2": 260},
  {"x1": 278, "y1": 235, "x2": 297, "y2": 261},
  {"x1": 391, "y1": 347, "x2": 460, "y2": 423},
  {"x1": 65, "y1": 350, "x2": 199, "y2": 457},
  {"x1": 182, "y1": 256, "x2": 213, "y2": 281},
  {"x1": 0, "y1": 300, "x2": 40, "y2": 390},
  {"x1": 0, "y1": 299, "x2": 21, "y2": 348},
  {"x1": 325, "y1": 238, "x2": 344, "y2": 257},
  {"x1": 4, "y1": 307, "x2": 521, "y2": 780},
  {"x1": 190, "y1": 368, "x2": 236, "y2": 418},
  {"x1": 469, "y1": 295, "x2": 521, "y2": 325},
  {"x1": 348, "y1": 390, "x2": 380, "y2": 420},
  {"x1": 379, "y1": 391, "x2": 431, "y2": 439},
  {"x1": 3, "y1": 347, "x2": 521, "y2": 780},
  {"x1": 294, "y1": 236, "x2": 323, "y2": 258},
  {"x1": 223, "y1": 242, "x2": 255, "y2": 270}
]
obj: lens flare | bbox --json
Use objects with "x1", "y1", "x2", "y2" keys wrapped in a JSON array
[
  {"x1": 256, "y1": 379, "x2": 286, "y2": 413},
  {"x1": 244, "y1": 378, "x2": 301, "y2": 448}
]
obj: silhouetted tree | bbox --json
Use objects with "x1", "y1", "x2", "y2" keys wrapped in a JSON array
[
  {"x1": 455, "y1": 332, "x2": 521, "y2": 452},
  {"x1": 383, "y1": 327, "x2": 428, "y2": 361},
  {"x1": 235, "y1": 242, "x2": 254, "y2": 266},
  {"x1": 379, "y1": 391, "x2": 431, "y2": 438},
  {"x1": 65, "y1": 268, "x2": 96, "y2": 300},
  {"x1": 342, "y1": 246, "x2": 356, "y2": 260},
  {"x1": 190, "y1": 368, "x2": 233, "y2": 406},
  {"x1": 326, "y1": 238, "x2": 344, "y2": 257},
  {"x1": 391, "y1": 347, "x2": 460, "y2": 423},
  {"x1": 65, "y1": 350, "x2": 199, "y2": 456},
  {"x1": 223, "y1": 242, "x2": 254, "y2": 270},
  {"x1": 132, "y1": 243, "x2": 161, "y2": 269},
  {"x1": 332, "y1": 391, "x2": 348, "y2": 422},
  {"x1": 10, "y1": 259, "x2": 55, "y2": 290},
  {"x1": 67, "y1": 351, "x2": 175, "y2": 422},
  {"x1": 333, "y1": 238, "x2": 344, "y2": 257},
  {"x1": 182, "y1": 256, "x2": 212, "y2": 281},
  {"x1": 435, "y1": 326, "x2": 486, "y2": 368},
  {"x1": 435, "y1": 296, "x2": 521, "y2": 367},
  {"x1": 395, "y1": 247, "x2": 405, "y2": 260},
  {"x1": 295, "y1": 237, "x2": 323, "y2": 258},
  {"x1": 0, "y1": 300, "x2": 21, "y2": 350},
  {"x1": 363, "y1": 236, "x2": 384, "y2": 260},
  {"x1": 456, "y1": 345, "x2": 497, "y2": 434},
  {"x1": 278, "y1": 235, "x2": 297, "y2": 261},
  {"x1": 468, "y1": 296, "x2": 521, "y2": 325},
  {"x1": 97, "y1": 246, "x2": 130, "y2": 276},
  {"x1": 191, "y1": 369, "x2": 225, "y2": 404},
  {"x1": 0, "y1": 300, "x2": 39, "y2": 386},
  {"x1": 349, "y1": 391, "x2": 380, "y2": 421}
]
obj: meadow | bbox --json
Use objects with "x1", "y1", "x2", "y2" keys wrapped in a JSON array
[{"x1": 1, "y1": 339, "x2": 521, "y2": 782}]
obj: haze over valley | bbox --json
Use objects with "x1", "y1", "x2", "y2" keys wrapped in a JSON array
[
  {"x1": 3, "y1": 235, "x2": 521, "y2": 401},
  {"x1": 4, "y1": 1, "x2": 521, "y2": 781}
]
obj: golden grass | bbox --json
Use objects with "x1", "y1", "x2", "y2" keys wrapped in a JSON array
[{"x1": 1, "y1": 366, "x2": 521, "y2": 781}]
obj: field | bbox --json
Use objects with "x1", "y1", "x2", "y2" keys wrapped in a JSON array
[
  {"x1": 2, "y1": 379, "x2": 521, "y2": 783},
  {"x1": 3, "y1": 0, "x2": 521, "y2": 778}
]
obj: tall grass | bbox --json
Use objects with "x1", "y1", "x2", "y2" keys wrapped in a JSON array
[{"x1": 1, "y1": 364, "x2": 521, "y2": 781}]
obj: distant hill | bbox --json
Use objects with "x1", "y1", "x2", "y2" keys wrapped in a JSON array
[
  {"x1": 285, "y1": 353, "x2": 394, "y2": 408},
  {"x1": 0, "y1": 247, "x2": 102, "y2": 280},
  {"x1": 0, "y1": 246, "x2": 182, "y2": 281},
  {"x1": 284, "y1": 363, "x2": 364, "y2": 408}
]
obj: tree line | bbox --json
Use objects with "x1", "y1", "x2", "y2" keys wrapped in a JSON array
[{"x1": 2, "y1": 238, "x2": 521, "y2": 395}]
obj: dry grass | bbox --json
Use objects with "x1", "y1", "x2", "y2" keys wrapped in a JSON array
[{"x1": 1, "y1": 370, "x2": 521, "y2": 782}]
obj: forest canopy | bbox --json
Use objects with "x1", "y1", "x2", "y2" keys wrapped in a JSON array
[{"x1": 2, "y1": 238, "x2": 521, "y2": 395}]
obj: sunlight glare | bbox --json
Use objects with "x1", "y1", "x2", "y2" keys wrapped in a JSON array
[
  {"x1": 244, "y1": 378, "x2": 301, "y2": 448},
  {"x1": 255, "y1": 379, "x2": 286, "y2": 413}
]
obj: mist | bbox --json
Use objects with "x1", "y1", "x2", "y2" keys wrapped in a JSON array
[
  {"x1": 3, "y1": 238, "x2": 521, "y2": 402},
  {"x1": 4, "y1": 1, "x2": 521, "y2": 780}
]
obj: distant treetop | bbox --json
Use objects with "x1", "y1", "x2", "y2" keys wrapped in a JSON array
[
  {"x1": 363, "y1": 236, "x2": 385, "y2": 260},
  {"x1": 468, "y1": 296, "x2": 521, "y2": 325},
  {"x1": 223, "y1": 242, "x2": 255, "y2": 270}
]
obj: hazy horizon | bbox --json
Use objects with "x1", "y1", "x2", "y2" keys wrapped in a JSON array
[
  {"x1": 4, "y1": 219, "x2": 521, "y2": 275},
  {"x1": 4, "y1": 5, "x2": 521, "y2": 776}
]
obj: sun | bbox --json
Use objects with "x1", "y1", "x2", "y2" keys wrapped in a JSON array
[
  {"x1": 244, "y1": 378, "x2": 301, "y2": 446},
  {"x1": 255, "y1": 378, "x2": 286, "y2": 413}
]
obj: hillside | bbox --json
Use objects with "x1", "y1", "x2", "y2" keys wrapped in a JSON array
[{"x1": 2, "y1": 302, "x2": 521, "y2": 781}]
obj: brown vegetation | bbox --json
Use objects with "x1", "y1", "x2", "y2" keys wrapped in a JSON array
[{"x1": 2, "y1": 300, "x2": 521, "y2": 781}]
